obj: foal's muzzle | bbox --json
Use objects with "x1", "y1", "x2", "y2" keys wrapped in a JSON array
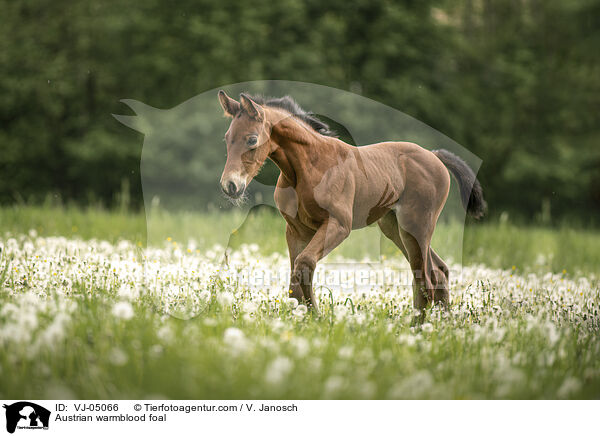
[{"x1": 221, "y1": 179, "x2": 246, "y2": 199}]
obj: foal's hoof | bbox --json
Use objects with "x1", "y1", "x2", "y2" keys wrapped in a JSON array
[{"x1": 410, "y1": 312, "x2": 426, "y2": 327}]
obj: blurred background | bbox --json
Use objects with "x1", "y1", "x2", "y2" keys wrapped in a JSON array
[{"x1": 1, "y1": 0, "x2": 599, "y2": 223}]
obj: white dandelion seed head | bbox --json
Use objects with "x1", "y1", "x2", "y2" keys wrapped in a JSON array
[
  {"x1": 264, "y1": 356, "x2": 293, "y2": 385},
  {"x1": 421, "y1": 323, "x2": 434, "y2": 333},
  {"x1": 108, "y1": 347, "x2": 128, "y2": 366},
  {"x1": 241, "y1": 301, "x2": 258, "y2": 314},
  {"x1": 112, "y1": 301, "x2": 134, "y2": 320},
  {"x1": 217, "y1": 291, "x2": 235, "y2": 307},
  {"x1": 223, "y1": 327, "x2": 249, "y2": 355}
]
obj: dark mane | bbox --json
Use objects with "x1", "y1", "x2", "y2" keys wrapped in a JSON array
[{"x1": 249, "y1": 95, "x2": 336, "y2": 137}]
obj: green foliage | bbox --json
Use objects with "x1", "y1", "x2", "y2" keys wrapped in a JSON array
[{"x1": 0, "y1": 0, "x2": 598, "y2": 220}]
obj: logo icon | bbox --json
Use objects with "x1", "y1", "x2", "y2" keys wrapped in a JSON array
[
  {"x1": 3, "y1": 402, "x2": 50, "y2": 434},
  {"x1": 114, "y1": 80, "x2": 482, "y2": 320}
]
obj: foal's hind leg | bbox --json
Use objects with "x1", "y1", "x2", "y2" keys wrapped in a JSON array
[
  {"x1": 398, "y1": 229, "x2": 434, "y2": 312},
  {"x1": 394, "y1": 208, "x2": 441, "y2": 316},
  {"x1": 431, "y1": 248, "x2": 449, "y2": 306},
  {"x1": 378, "y1": 211, "x2": 432, "y2": 314},
  {"x1": 377, "y1": 211, "x2": 413, "y2": 293}
]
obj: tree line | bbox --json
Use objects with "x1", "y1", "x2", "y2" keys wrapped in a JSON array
[{"x1": 1, "y1": 0, "x2": 598, "y2": 223}]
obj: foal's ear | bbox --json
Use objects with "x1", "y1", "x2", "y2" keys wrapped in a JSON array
[
  {"x1": 218, "y1": 90, "x2": 240, "y2": 117},
  {"x1": 239, "y1": 93, "x2": 264, "y2": 121}
]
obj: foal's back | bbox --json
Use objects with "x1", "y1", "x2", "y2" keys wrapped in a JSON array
[{"x1": 323, "y1": 139, "x2": 448, "y2": 228}]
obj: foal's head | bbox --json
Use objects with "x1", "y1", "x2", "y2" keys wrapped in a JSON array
[{"x1": 218, "y1": 91, "x2": 271, "y2": 201}]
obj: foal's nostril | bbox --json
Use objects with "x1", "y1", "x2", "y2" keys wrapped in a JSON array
[{"x1": 227, "y1": 181, "x2": 237, "y2": 196}]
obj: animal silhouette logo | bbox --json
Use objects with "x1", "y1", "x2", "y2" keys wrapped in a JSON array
[
  {"x1": 113, "y1": 80, "x2": 482, "y2": 319},
  {"x1": 3, "y1": 402, "x2": 50, "y2": 434}
]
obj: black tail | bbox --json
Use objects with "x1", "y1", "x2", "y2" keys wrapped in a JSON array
[{"x1": 433, "y1": 149, "x2": 487, "y2": 219}]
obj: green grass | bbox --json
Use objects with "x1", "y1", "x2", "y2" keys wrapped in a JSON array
[
  {"x1": 0, "y1": 204, "x2": 146, "y2": 244},
  {"x1": 0, "y1": 205, "x2": 599, "y2": 399},
  {"x1": 2, "y1": 204, "x2": 599, "y2": 276},
  {"x1": 1, "y1": 269, "x2": 598, "y2": 399}
]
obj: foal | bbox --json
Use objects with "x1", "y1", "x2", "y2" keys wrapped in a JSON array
[{"x1": 218, "y1": 91, "x2": 486, "y2": 315}]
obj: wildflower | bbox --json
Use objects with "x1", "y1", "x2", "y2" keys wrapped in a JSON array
[
  {"x1": 281, "y1": 330, "x2": 293, "y2": 341},
  {"x1": 112, "y1": 301, "x2": 134, "y2": 320},
  {"x1": 546, "y1": 322, "x2": 560, "y2": 346},
  {"x1": 338, "y1": 346, "x2": 354, "y2": 359},
  {"x1": 149, "y1": 344, "x2": 163, "y2": 357},
  {"x1": 290, "y1": 337, "x2": 310, "y2": 357},
  {"x1": 421, "y1": 322, "x2": 434, "y2": 333},
  {"x1": 398, "y1": 334, "x2": 417, "y2": 347},
  {"x1": 223, "y1": 327, "x2": 248, "y2": 355},
  {"x1": 270, "y1": 318, "x2": 286, "y2": 333},
  {"x1": 157, "y1": 325, "x2": 174, "y2": 343},
  {"x1": 108, "y1": 347, "x2": 128, "y2": 366},
  {"x1": 117, "y1": 285, "x2": 138, "y2": 301},
  {"x1": 20, "y1": 310, "x2": 39, "y2": 331},
  {"x1": 557, "y1": 377, "x2": 581, "y2": 399},
  {"x1": 265, "y1": 356, "x2": 293, "y2": 385},
  {"x1": 241, "y1": 301, "x2": 258, "y2": 313},
  {"x1": 335, "y1": 305, "x2": 349, "y2": 322},
  {"x1": 217, "y1": 291, "x2": 235, "y2": 307},
  {"x1": 388, "y1": 370, "x2": 434, "y2": 399},
  {"x1": 323, "y1": 376, "x2": 345, "y2": 398},
  {"x1": 203, "y1": 318, "x2": 217, "y2": 327},
  {"x1": 292, "y1": 304, "x2": 308, "y2": 320}
]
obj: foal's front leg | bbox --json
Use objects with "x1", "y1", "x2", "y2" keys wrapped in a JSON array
[
  {"x1": 285, "y1": 223, "x2": 309, "y2": 304},
  {"x1": 292, "y1": 218, "x2": 351, "y2": 313}
]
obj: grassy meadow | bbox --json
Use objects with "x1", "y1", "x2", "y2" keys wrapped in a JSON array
[
  {"x1": 2, "y1": 204, "x2": 599, "y2": 275},
  {"x1": 0, "y1": 205, "x2": 599, "y2": 399}
]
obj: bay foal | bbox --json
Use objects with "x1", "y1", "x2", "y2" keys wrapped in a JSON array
[{"x1": 218, "y1": 91, "x2": 486, "y2": 316}]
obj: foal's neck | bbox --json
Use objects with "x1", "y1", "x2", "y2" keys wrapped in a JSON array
[{"x1": 266, "y1": 109, "x2": 334, "y2": 187}]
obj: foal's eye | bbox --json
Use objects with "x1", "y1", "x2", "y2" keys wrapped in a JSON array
[{"x1": 247, "y1": 136, "x2": 258, "y2": 147}]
